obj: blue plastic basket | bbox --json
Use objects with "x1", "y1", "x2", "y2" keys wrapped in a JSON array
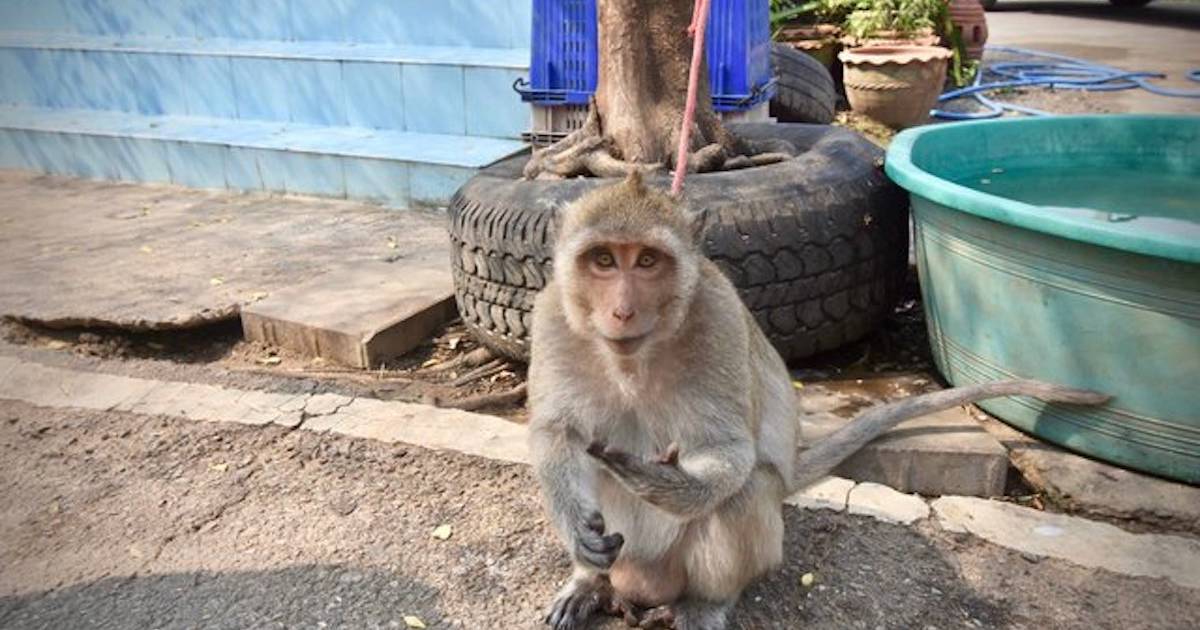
[
  {"x1": 519, "y1": 0, "x2": 775, "y2": 112},
  {"x1": 522, "y1": 0, "x2": 598, "y2": 105},
  {"x1": 708, "y1": 0, "x2": 775, "y2": 111}
]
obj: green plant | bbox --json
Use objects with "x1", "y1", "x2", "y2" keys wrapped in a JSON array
[
  {"x1": 843, "y1": 0, "x2": 944, "y2": 39},
  {"x1": 770, "y1": 0, "x2": 854, "y2": 32},
  {"x1": 838, "y1": 0, "x2": 978, "y2": 87}
]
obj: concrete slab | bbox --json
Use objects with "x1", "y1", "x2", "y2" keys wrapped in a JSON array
[
  {"x1": 784, "y1": 476, "x2": 855, "y2": 512},
  {"x1": 797, "y1": 376, "x2": 1009, "y2": 497},
  {"x1": 242, "y1": 262, "x2": 456, "y2": 368},
  {"x1": 932, "y1": 496, "x2": 1200, "y2": 590},
  {"x1": 847, "y1": 482, "x2": 930, "y2": 525},
  {"x1": 0, "y1": 171, "x2": 449, "y2": 330},
  {"x1": 973, "y1": 413, "x2": 1200, "y2": 533}
]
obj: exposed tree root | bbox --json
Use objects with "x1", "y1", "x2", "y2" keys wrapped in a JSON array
[
  {"x1": 424, "y1": 346, "x2": 495, "y2": 374},
  {"x1": 523, "y1": 98, "x2": 799, "y2": 181},
  {"x1": 427, "y1": 383, "x2": 528, "y2": 411},
  {"x1": 450, "y1": 358, "x2": 510, "y2": 387},
  {"x1": 687, "y1": 142, "x2": 728, "y2": 173}
]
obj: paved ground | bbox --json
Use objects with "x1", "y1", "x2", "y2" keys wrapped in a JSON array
[
  {"x1": 2, "y1": 399, "x2": 1198, "y2": 630},
  {"x1": 0, "y1": 172, "x2": 448, "y2": 330},
  {"x1": 985, "y1": 0, "x2": 1200, "y2": 114}
]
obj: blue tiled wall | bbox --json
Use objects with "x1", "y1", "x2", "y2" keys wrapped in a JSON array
[
  {"x1": 0, "y1": 0, "x2": 533, "y2": 49},
  {"x1": 0, "y1": 45, "x2": 528, "y2": 138},
  {"x1": 0, "y1": 0, "x2": 533, "y2": 206}
]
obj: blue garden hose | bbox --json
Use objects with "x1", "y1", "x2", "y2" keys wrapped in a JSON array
[{"x1": 932, "y1": 45, "x2": 1200, "y2": 120}]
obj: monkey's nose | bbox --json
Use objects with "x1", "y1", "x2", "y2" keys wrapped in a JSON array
[{"x1": 612, "y1": 307, "x2": 635, "y2": 322}]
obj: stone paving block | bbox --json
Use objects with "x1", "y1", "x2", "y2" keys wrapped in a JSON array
[
  {"x1": 932, "y1": 496, "x2": 1200, "y2": 589},
  {"x1": 972, "y1": 412, "x2": 1200, "y2": 532},
  {"x1": 317, "y1": 397, "x2": 528, "y2": 464},
  {"x1": 242, "y1": 262, "x2": 457, "y2": 369},
  {"x1": 785, "y1": 476, "x2": 855, "y2": 512},
  {"x1": 797, "y1": 377, "x2": 1009, "y2": 497},
  {"x1": 847, "y1": 482, "x2": 930, "y2": 525}
]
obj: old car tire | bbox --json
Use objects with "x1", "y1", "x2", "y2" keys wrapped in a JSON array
[
  {"x1": 447, "y1": 123, "x2": 908, "y2": 363},
  {"x1": 769, "y1": 43, "x2": 837, "y2": 124}
]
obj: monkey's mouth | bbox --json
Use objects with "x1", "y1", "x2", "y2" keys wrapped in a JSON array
[{"x1": 604, "y1": 333, "x2": 649, "y2": 355}]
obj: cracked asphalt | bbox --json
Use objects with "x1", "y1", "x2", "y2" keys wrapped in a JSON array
[{"x1": 1, "y1": 397, "x2": 1198, "y2": 630}]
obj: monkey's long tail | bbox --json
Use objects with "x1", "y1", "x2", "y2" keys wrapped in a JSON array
[{"x1": 792, "y1": 380, "x2": 1109, "y2": 491}]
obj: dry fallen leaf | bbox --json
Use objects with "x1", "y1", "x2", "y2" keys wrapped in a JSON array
[
  {"x1": 139, "y1": 245, "x2": 154, "y2": 254},
  {"x1": 210, "y1": 277, "x2": 225, "y2": 286},
  {"x1": 447, "y1": 336, "x2": 462, "y2": 350},
  {"x1": 801, "y1": 572, "x2": 815, "y2": 588},
  {"x1": 403, "y1": 616, "x2": 427, "y2": 629},
  {"x1": 387, "y1": 236, "x2": 398, "y2": 250},
  {"x1": 792, "y1": 381, "x2": 804, "y2": 390},
  {"x1": 257, "y1": 356, "x2": 282, "y2": 366},
  {"x1": 431, "y1": 524, "x2": 453, "y2": 540},
  {"x1": 421, "y1": 358, "x2": 439, "y2": 368},
  {"x1": 46, "y1": 340, "x2": 69, "y2": 350},
  {"x1": 210, "y1": 463, "x2": 229, "y2": 473}
]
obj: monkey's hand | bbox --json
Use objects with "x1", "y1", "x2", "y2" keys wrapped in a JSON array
[
  {"x1": 587, "y1": 441, "x2": 706, "y2": 514},
  {"x1": 573, "y1": 511, "x2": 624, "y2": 570}
]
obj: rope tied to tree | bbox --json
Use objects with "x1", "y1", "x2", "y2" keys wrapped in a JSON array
[{"x1": 671, "y1": 0, "x2": 712, "y2": 197}]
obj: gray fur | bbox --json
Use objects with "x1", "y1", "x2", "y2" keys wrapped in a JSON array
[{"x1": 528, "y1": 178, "x2": 1108, "y2": 630}]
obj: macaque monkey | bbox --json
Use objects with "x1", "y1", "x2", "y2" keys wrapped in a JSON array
[{"x1": 527, "y1": 173, "x2": 1107, "y2": 630}]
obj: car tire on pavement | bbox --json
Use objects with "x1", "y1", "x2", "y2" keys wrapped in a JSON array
[{"x1": 448, "y1": 123, "x2": 909, "y2": 363}]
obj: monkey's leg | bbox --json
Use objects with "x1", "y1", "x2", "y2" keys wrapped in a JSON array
[{"x1": 677, "y1": 466, "x2": 787, "y2": 630}]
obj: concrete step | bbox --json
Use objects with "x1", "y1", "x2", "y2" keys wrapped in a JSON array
[
  {"x1": 0, "y1": 0, "x2": 530, "y2": 49},
  {"x1": 0, "y1": 106, "x2": 527, "y2": 207},
  {"x1": 242, "y1": 263, "x2": 457, "y2": 369},
  {"x1": 0, "y1": 32, "x2": 529, "y2": 138}
]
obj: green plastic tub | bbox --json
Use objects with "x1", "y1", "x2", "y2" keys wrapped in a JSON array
[{"x1": 885, "y1": 115, "x2": 1199, "y2": 484}]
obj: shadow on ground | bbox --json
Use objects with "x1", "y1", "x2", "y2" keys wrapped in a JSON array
[{"x1": 0, "y1": 565, "x2": 444, "y2": 629}]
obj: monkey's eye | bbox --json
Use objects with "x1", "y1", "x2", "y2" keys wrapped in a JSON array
[
  {"x1": 592, "y1": 250, "x2": 616, "y2": 268},
  {"x1": 635, "y1": 251, "x2": 658, "y2": 268}
]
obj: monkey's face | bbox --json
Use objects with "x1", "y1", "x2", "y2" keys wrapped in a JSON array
[{"x1": 574, "y1": 240, "x2": 678, "y2": 356}]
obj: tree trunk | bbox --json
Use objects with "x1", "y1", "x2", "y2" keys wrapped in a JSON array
[{"x1": 524, "y1": 0, "x2": 741, "y2": 180}]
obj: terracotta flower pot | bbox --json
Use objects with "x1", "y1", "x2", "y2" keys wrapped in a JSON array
[
  {"x1": 947, "y1": 0, "x2": 989, "y2": 62},
  {"x1": 777, "y1": 23, "x2": 841, "y2": 70},
  {"x1": 839, "y1": 45, "x2": 952, "y2": 129}
]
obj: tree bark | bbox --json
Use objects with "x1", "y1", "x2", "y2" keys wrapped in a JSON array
[{"x1": 524, "y1": 0, "x2": 741, "y2": 180}]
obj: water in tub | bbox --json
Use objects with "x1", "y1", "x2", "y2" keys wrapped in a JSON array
[{"x1": 954, "y1": 165, "x2": 1199, "y2": 242}]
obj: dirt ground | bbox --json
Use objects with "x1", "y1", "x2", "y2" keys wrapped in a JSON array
[{"x1": 1, "y1": 399, "x2": 1197, "y2": 630}]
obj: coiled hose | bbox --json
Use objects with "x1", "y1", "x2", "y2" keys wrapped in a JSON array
[{"x1": 932, "y1": 45, "x2": 1200, "y2": 120}]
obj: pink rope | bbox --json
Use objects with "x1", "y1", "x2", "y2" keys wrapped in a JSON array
[{"x1": 671, "y1": 0, "x2": 711, "y2": 197}]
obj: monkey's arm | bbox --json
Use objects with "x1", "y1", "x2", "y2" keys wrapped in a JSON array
[
  {"x1": 531, "y1": 422, "x2": 625, "y2": 570},
  {"x1": 586, "y1": 432, "x2": 755, "y2": 519}
]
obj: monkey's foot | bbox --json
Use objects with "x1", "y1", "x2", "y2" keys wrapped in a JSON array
[
  {"x1": 546, "y1": 576, "x2": 610, "y2": 630},
  {"x1": 604, "y1": 597, "x2": 675, "y2": 629},
  {"x1": 636, "y1": 605, "x2": 677, "y2": 629}
]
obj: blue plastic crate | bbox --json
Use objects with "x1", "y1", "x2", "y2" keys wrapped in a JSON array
[
  {"x1": 708, "y1": 0, "x2": 776, "y2": 111},
  {"x1": 519, "y1": 0, "x2": 775, "y2": 112},
  {"x1": 521, "y1": 0, "x2": 598, "y2": 105}
]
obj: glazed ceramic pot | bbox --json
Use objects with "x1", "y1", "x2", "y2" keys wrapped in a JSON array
[
  {"x1": 839, "y1": 45, "x2": 952, "y2": 129},
  {"x1": 947, "y1": 0, "x2": 989, "y2": 61}
]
